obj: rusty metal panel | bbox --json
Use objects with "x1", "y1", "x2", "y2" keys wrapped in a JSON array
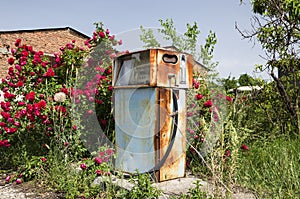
[
  {"x1": 113, "y1": 48, "x2": 194, "y2": 89},
  {"x1": 158, "y1": 88, "x2": 186, "y2": 182},
  {"x1": 149, "y1": 49, "x2": 158, "y2": 87},
  {"x1": 115, "y1": 88, "x2": 157, "y2": 173},
  {"x1": 186, "y1": 54, "x2": 194, "y2": 88},
  {"x1": 156, "y1": 49, "x2": 181, "y2": 88}
]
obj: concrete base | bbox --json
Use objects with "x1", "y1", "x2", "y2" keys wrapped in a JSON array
[{"x1": 93, "y1": 173, "x2": 256, "y2": 199}]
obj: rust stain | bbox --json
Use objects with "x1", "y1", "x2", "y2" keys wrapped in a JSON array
[
  {"x1": 149, "y1": 49, "x2": 157, "y2": 87},
  {"x1": 157, "y1": 50, "x2": 180, "y2": 87},
  {"x1": 186, "y1": 54, "x2": 194, "y2": 88},
  {"x1": 158, "y1": 89, "x2": 186, "y2": 182}
]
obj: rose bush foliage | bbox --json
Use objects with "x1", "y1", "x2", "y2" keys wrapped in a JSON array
[{"x1": 0, "y1": 22, "x2": 122, "y2": 169}]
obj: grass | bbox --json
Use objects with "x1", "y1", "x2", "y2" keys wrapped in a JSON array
[{"x1": 237, "y1": 137, "x2": 300, "y2": 198}]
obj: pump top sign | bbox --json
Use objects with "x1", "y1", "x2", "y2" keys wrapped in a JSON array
[{"x1": 113, "y1": 48, "x2": 194, "y2": 89}]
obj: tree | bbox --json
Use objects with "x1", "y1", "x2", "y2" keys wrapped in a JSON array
[
  {"x1": 140, "y1": 18, "x2": 219, "y2": 79},
  {"x1": 238, "y1": 0, "x2": 300, "y2": 135}
]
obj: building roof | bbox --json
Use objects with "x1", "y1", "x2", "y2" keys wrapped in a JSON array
[{"x1": 0, "y1": 27, "x2": 90, "y2": 39}]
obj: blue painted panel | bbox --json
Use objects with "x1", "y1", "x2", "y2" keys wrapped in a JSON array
[{"x1": 115, "y1": 88, "x2": 157, "y2": 173}]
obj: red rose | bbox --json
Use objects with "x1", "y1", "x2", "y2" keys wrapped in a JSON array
[
  {"x1": 4, "y1": 127, "x2": 18, "y2": 134},
  {"x1": 8, "y1": 58, "x2": 15, "y2": 65},
  {"x1": 17, "y1": 81, "x2": 24, "y2": 87},
  {"x1": 4, "y1": 92, "x2": 16, "y2": 99},
  {"x1": 26, "y1": 91, "x2": 35, "y2": 101},
  {"x1": 15, "y1": 38, "x2": 21, "y2": 47},
  {"x1": 0, "y1": 122, "x2": 7, "y2": 127},
  {"x1": 38, "y1": 100, "x2": 47, "y2": 109},
  {"x1": 61, "y1": 87, "x2": 69, "y2": 95},
  {"x1": 99, "y1": 31, "x2": 105, "y2": 38},
  {"x1": 226, "y1": 96, "x2": 233, "y2": 102},
  {"x1": 203, "y1": 100, "x2": 213, "y2": 108},
  {"x1": 94, "y1": 157, "x2": 103, "y2": 165},
  {"x1": 80, "y1": 163, "x2": 87, "y2": 170},
  {"x1": 241, "y1": 144, "x2": 249, "y2": 151},
  {"x1": 18, "y1": 101, "x2": 26, "y2": 106},
  {"x1": 96, "y1": 170, "x2": 104, "y2": 176},
  {"x1": 1, "y1": 111, "x2": 10, "y2": 119},
  {"x1": 43, "y1": 68, "x2": 55, "y2": 77},
  {"x1": 20, "y1": 109, "x2": 27, "y2": 116},
  {"x1": 195, "y1": 94, "x2": 203, "y2": 100},
  {"x1": 14, "y1": 122, "x2": 21, "y2": 127}
]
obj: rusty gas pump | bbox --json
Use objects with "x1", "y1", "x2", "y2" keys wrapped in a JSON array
[{"x1": 113, "y1": 48, "x2": 194, "y2": 182}]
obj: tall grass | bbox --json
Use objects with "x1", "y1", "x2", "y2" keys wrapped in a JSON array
[{"x1": 237, "y1": 137, "x2": 300, "y2": 198}]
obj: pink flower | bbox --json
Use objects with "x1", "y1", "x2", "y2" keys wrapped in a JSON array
[
  {"x1": 225, "y1": 150, "x2": 231, "y2": 157},
  {"x1": 87, "y1": 110, "x2": 93, "y2": 114},
  {"x1": 106, "y1": 148, "x2": 114, "y2": 156},
  {"x1": 203, "y1": 100, "x2": 213, "y2": 108},
  {"x1": 39, "y1": 94, "x2": 45, "y2": 99},
  {"x1": 41, "y1": 157, "x2": 47, "y2": 162},
  {"x1": 2, "y1": 87, "x2": 9, "y2": 92},
  {"x1": 241, "y1": 144, "x2": 249, "y2": 151},
  {"x1": 15, "y1": 64, "x2": 22, "y2": 71},
  {"x1": 5, "y1": 176, "x2": 11, "y2": 183},
  {"x1": 16, "y1": 179, "x2": 22, "y2": 184},
  {"x1": 187, "y1": 112, "x2": 193, "y2": 117},
  {"x1": 80, "y1": 163, "x2": 87, "y2": 170},
  {"x1": 14, "y1": 121, "x2": 21, "y2": 127},
  {"x1": 4, "y1": 127, "x2": 18, "y2": 134},
  {"x1": 193, "y1": 80, "x2": 200, "y2": 89},
  {"x1": 20, "y1": 109, "x2": 27, "y2": 116},
  {"x1": 94, "y1": 157, "x2": 103, "y2": 165},
  {"x1": 96, "y1": 170, "x2": 104, "y2": 176},
  {"x1": 99, "y1": 151, "x2": 105, "y2": 157},
  {"x1": 7, "y1": 118, "x2": 14, "y2": 124}
]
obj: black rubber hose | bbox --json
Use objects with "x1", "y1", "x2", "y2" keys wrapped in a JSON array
[{"x1": 147, "y1": 89, "x2": 178, "y2": 173}]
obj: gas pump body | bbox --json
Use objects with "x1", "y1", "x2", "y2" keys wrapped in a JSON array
[{"x1": 113, "y1": 48, "x2": 194, "y2": 182}]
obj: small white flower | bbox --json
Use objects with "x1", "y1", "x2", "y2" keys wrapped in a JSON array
[{"x1": 54, "y1": 92, "x2": 66, "y2": 102}]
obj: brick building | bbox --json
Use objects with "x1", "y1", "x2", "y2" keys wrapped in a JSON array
[{"x1": 0, "y1": 27, "x2": 90, "y2": 78}]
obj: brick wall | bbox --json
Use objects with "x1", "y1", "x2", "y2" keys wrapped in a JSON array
[{"x1": 0, "y1": 28, "x2": 90, "y2": 79}]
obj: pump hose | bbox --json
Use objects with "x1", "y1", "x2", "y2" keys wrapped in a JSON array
[{"x1": 146, "y1": 89, "x2": 178, "y2": 173}]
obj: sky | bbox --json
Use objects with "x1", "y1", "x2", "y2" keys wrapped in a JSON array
[{"x1": 0, "y1": 0, "x2": 268, "y2": 80}]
